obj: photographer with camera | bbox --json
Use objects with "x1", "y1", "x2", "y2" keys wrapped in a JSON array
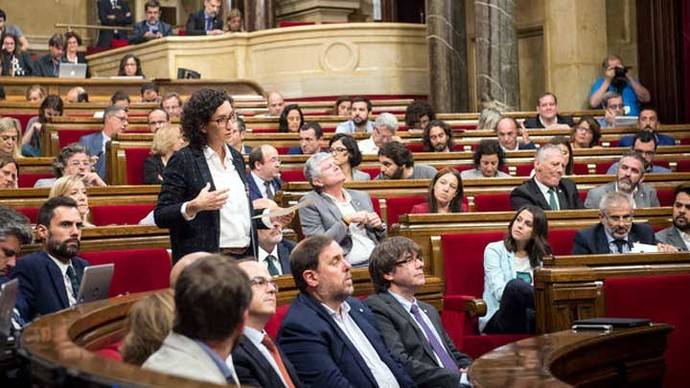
[{"x1": 589, "y1": 54, "x2": 650, "y2": 117}]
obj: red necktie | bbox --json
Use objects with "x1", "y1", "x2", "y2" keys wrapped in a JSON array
[{"x1": 262, "y1": 334, "x2": 295, "y2": 388}]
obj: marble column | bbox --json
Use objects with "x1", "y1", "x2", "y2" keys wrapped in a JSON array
[
  {"x1": 474, "y1": 0, "x2": 519, "y2": 109},
  {"x1": 244, "y1": 0, "x2": 275, "y2": 31},
  {"x1": 426, "y1": 0, "x2": 469, "y2": 112}
]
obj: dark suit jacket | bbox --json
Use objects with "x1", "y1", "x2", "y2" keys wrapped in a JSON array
[
  {"x1": 276, "y1": 239, "x2": 295, "y2": 274},
  {"x1": 33, "y1": 55, "x2": 60, "y2": 78},
  {"x1": 185, "y1": 10, "x2": 223, "y2": 36},
  {"x1": 523, "y1": 114, "x2": 575, "y2": 129},
  {"x1": 518, "y1": 142, "x2": 537, "y2": 150},
  {"x1": 143, "y1": 155, "x2": 165, "y2": 184},
  {"x1": 618, "y1": 133, "x2": 676, "y2": 147},
  {"x1": 510, "y1": 177, "x2": 582, "y2": 211},
  {"x1": 154, "y1": 145, "x2": 258, "y2": 262},
  {"x1": 278, "y1": 293, "x2": 414, "y2": 388},
  {"x1": 365, "y1": 292, "x2": 470, "y2": 387},
  {"x1": 572, "y1": 222, "x2": 656, "y2": 255},
  {"x1": 79, "y1": 131, "x2": 107, "y2": 179},
  {"x1": 247, "y1": 173, "x2": 281, "y2": 202},
  {"x1": 97, "y1": 0, "x2": 133, "y2": 47},
  {"x1": 12, "y1": 251, "x2": 89, "y2": 322},
  {"x1": 232, "y1": 334, "x2": 302, "y2": 388},
  {"x1": 1, "y1": 52, "x2": 34, "y2": 76},
  {"x1": 129, "y1": 20, "x2": 173, "y2": 44}
]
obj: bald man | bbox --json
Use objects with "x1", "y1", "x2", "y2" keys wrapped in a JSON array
[{"x1": 169, "y1": 251, "x2": 210, "y2": 286}]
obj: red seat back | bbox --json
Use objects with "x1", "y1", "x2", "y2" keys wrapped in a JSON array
[
  {"x1": 17, "y1": 207, "x2": 39, "y2": 224},
  {"x1": 18, "y1": 172, "x2": 53, "y2": 188},
  {"x1": 280, "y1": 169, "x2": 305, "y2": 182},
  {"x1": 59, "y1": 129, "x2": 98, "y2": 149},
  {"x1": 123, "y1": 148, "x2": 151, "y2": 185},
  {"x1": 547, "y1": 228, "x2": 579, "y2": 256},
  {"x1": 80, "y1": 248, "x2": 171, "y2": 296},
  {"x1": 473, "y1": 192, "x2": 512, "y2": 212},
  {"x1": 385, "y1": 195, "x2": 425, "y2": 225},
  {"x1": 441, "y1": 231, "x2": 504, "y2": 297},
  {"x1": 595, "y1": 160, "x2": 615, "y2": 174},
  {"x1": 657, "y1": 187, "x2": 676, "y2": 206},
  {"x1": 89, "y1": 204, "x2": 154, "y2": 225},
  {"x1": 676, "y1": 160, "x2": 690, "y2": 172},
  {"x1": 266, "y1": 304, "x2": 290, "y2": 339},
  {"x1": 6, "y1": 113, "x2": 35, "y2": 130}
]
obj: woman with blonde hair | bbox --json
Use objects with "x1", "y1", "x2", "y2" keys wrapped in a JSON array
[
  {"x1": 143, "y1": 125, "x2": 184, "y2": 184},
  {"x1": 0, "y1": 117, "x2": 22, "y2": 158},
  {"x1": 25, "y1": 85, "x2": 46, "y2": 103},
  {"x1": 49, "y1": 175, "x2": 94, "y2": 227},
  {"x1": 120, "y1": 290, "x2": 175, "y2": 365}
]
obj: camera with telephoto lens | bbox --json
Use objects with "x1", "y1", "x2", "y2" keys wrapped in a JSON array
[{"x1": 611, "y1": 66, "x2": 630, "y2": 90}]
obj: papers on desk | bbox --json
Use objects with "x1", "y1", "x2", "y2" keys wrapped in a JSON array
[{"x1": 631, "y1": 242, "x2": 658, "y2": 253}]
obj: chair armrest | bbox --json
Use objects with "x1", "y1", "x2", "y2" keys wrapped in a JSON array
[{"x1": 443, "y1": 294, "x2": 487, "y2": 317}]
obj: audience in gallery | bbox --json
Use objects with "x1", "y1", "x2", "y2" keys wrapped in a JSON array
[
  {"x1": 358, "y1": 112, "x2": 398, "y2": 155},
  {"x1": 0, "y1": 32, "x2": 33, "y2": 76},
  {"x1": 0, "y1": 117, "x2": 21, "y2": 159},
  {"x1": 299, "y1": 152, "x2": 385, "y2": 267},
  {"x1": 140, "y1": 82, "x2": 160, "y2": 103},
  {"x1": 21, "y1": 95, "x2": 64, "y2": 157},
  {"x1": 146, "y1": 108, "x2": 169, "y2": 133},
  {"x1": 584, "y1": 151, "x2": 659, "y2": 209},
  {"x1": 65, "y1": 86, "x2": 89, "y2": 103},
  {"x1": 573, "y1": 191, "x2": 677, "y2": 255},
  {"x1": 494, "y1": 116, "x2": 535, "y2": 152},
  {"x1": 264, "y1": 91, "x2": 286, "y2": 117},
  {"x1": 143, "y1": 255, "x2": 251, "y2": 385},
  {"x1": 12, "y1": 196, "x2": 90, "y2": 323},
  {"x1": 597, "y1": 91, "x2": 625, "y2": 128},
  {"x1": 618, "y1": 106, "x2": 675, "y2": 147},
  {"x1": 510, "y1": 144, "x2": 582, "y2": 211},
  {"x1": 255, "y1": 200, "x2": 295, "y2": 277},
  {"x1": 232, "y1": 260, "x2": 302, "y2": 388},
  {"x1": 655, "y1": 184, "x2": 690, "y2": 251},
  {"x1": 376, "y1": 141, "x2": 437, "y2": 180},
  {"x1": 423, "y1": 119, "x2": 453, "y2": 153},
  {"x1": 62, "y1": 31, "x2": 90, "y2": 77},
  {"x1": 589, "y1": 54, "x2": 650, "y2": 117},
  {"x1": 328, "y1": 133, "x2": 371, "y2": 181},
  {"x1": 288, "y1": 121, "x2": 323, "y2": 155},
  {"x1": 160, "y1": 92, "x2": 183, "y2": 118},
  {"x1": 547, "y1": 136, "x2": 574, "y2": 176},
  {"x1": 96, "y1": 0, "x2": 133, "y2": 47},
  {"x1": 278, "y1": 235, "x2": 414, "y2": 387},
  {"x1": 569, "y1": 115, "x2": 601, "y2": 149},
  {"x1": 411, "y1": 167, "x2": 466, "y2": 214},
  {"x1": 606, "y1": 130, "x2": 671, "y2": 174},
  {"x1": 247, "y1": 145, "x2": 282, "y2": 201},
  {"x1": 25, "y1": 85, "x2": 46, "y2": 103},
  {"x1": 333, "y1": 95, "x2": 352, "y2": 116},
  {"x1": 404, "y1": 99, "x2": 435, "y2": 132},
  {"x1": 34, "y1": 143, "x2": 106, "y2": 188},
  {"x1": 0, "y1": 154, "x2": 18, "y2": 189},
  {"x1": 366, "y1": 236, "x2": 472, "y2": 387},
  {"x1": 79, "y1": 104, "x2": 128, "y2": 179},
  {"x1": 523, "y1": 92, "x2": 574, "y2": 129},
  {"x1": 33, "y1": 33, "x2": 65, "y2": 78},
  {"x1": 143, "y1": 125, "x2": 185, "y2": 185},
  {"x1": 335, "y1": 96, "x2": 375, "y2": 134},
  {"x1": 49, "y1": 175, "x2": 94, "y2": 227},
  {"x1": 0, "y1": 205, "x2": 32, "y2": 285},
  {"x1": 278, "y1": 104, "x2": 304, "y2": 133},
  {"x1": 460, "y1": 139, "x2": 510, "y2": 179},
  {"x1": 226, "y1": 8, "x2": 244, "y2": 32},
  {"x1": 0, "y1": 9, "x2": 29, "y2": 51},
  {"x1": 185, "y1": 0, "x2": 224, "y2": 36},
  {"x1": 228, "y1": 117, "x2": 252, "y2": 154},
  {"x1": 481, "y1": 205, "x2": 551, "y2": 334},
  {"x1": 130, "y1": 0, "x2": 172, "y2": 45},
  {"x1": 120, "y1": 290, "x2": 175, "y2": 365},
  {"x1": 118, "y1": 54, "x2": 144, "y2": 77}
]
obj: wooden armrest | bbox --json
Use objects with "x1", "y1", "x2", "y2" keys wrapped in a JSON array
[{"x1": 443, "y1": 294, "x2": 487, "y2": 317}]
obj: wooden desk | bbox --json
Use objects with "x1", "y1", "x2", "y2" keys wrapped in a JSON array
[{"x1": 469, "y1": 324, "x2": 671, "y2": 387}]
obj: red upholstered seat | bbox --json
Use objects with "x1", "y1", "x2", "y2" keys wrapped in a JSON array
[
  {"x1": 676, "y1": 160, "x2": 690, "y2": 172},
  {"x1": 58, "y1": 129, "x2": 98, "y2": 149},
  {"x1": 111, "y1": 39, "x2": 129, "y2": 48},
  {"x1": 80, "y1": 248, "x2": 171, "y2": 296},
  {"x1": 595, "y1": 160, "x2": 615, "y2": 174},
  {"x1": 265, "y1": 304, "x2": 290, "y2": 339},
  {"x1": 572, "y1": 162, "x2": 590, "y2": 175},
  {"x1": 407, "y1": 143, "x2": 424, "y2": 152},
  {"x1": 515, "y1": 164, "x2": 533, "y2": 176},
  {"x1": 360, "y1": 167, "x2": 379, "y2": 179},
  {"x1": 657, "y1": 187, "x2": 676, "y2": 206},
  {"x1": 605, "y1": 274, "x2": 690, "y2": 388},
  {"x1": 547, "y1": 228, "x2": 579, "y2": 256},
  {"x1": 6, "y1": 113, "x2": 35, "y2": 130},
  {"x1": 385, "y1": 195, "x2": 426, "y2": 225},
  {"x1": 89, "y1": 204, "x2": 154, "y2": 225},
  {"x1": 472, "y1": 192, "x2": 512, "y2": 212},
  {"x1": 124, "y1": 148, "x2": 151, "y2": 185},
  {"x1": 93, "y1": 339, "x2": 123, "y2": 362},
  {"x1": 280, "y1": 169, "x2": 305, "y2": 182},
  {"x1": 18, "y1": 172, "x2": 53, "y2": 188},
  {"x1": 17, "y1": 207, "x2": 39, "y2": 223},
  {"x1": 276, "y1": 146, "x2": 291, "y2": 154},
  {"x1": 370, "y1": 196, "x2": 381, "y2": 217}
]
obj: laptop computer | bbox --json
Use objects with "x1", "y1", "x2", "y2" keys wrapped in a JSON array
[
  {"x1": 58, "y1": 63, "x2": 87, "y2": 79},
  {"x1": 77, "y1": 264, "x2": 114, "y2": 304},
  {"x1": 0, "y1": 280, "x2": 19, "y2": 347}
]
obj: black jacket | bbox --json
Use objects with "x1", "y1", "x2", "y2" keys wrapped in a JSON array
[
  {"x1": 523, "y1": 114, "x2": 575, "y2": 129},
  {"x1": 573, "y1": 222, "x2": 657, "y2": 255},
  {"x1": 185, "y1": 10, "x2": 223, "y2": 36},
  {"x1": 510, "y1": 177, "x2": 582, "y2": 211}
]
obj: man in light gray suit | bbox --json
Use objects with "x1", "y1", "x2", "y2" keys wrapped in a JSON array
[
  {"x1": 584, "y1": 152, "x2": 659, "y2": 209},
  {"x1": 78, "y1": 105, "x2": 128, "y2": 179},
  {"x1": 655, "y1": 185, "x2": 690, "y2": 251},
  {"x1": 298, "y1": 152, "x2": 386, "y2": 267}
]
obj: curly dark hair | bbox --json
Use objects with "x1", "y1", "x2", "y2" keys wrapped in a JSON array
[
  {"x1": 570, "y1": 115, "x2": 601, "y2": 148},
  {"x1": 278, "y1": 104, "x2": 304, "y2": 133},
  {"x1": 0, "y1": 32, "x2": 21, "y2": 56},
  {"x1": 473, "y1": 139, "x2": 505, "y2": 169},
  {"x1": 181, "y1": 89, "x2": 233, "y2": 150},
  {"x1": 118, "y1": 54, "x2": 144, "y2": 77},
  {"x1": 405, "y1": 100, "x2": 435, "y2": 129},
  {"x1": 64, "y1": 31, "x2": 82, "y2": 46},
  {"x1": 329, "y1": 133, "x2": 363, "y2": 167}
]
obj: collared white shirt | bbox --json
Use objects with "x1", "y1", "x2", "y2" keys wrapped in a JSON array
[
  {"x1": 101, "y1": 131, "x2": 111, "y2": 155},
  {"x1": 500, "y1": 142, "x2": 520, "y2": 152},
  {"x1": 534, "y1": 178, "x2": 560, "y2": 210},
  {"x1": 243, "y1": 327, "x2": 289, "y2": 388},
  {"x1": 258, "y1": 245, "x2": 283, "y2": 276},
  {"x1": 322, "y1": 301, "x2": 399, "y2": 388},
  {"x1": 323, "y1": 190, "x2": 376, "y2": 266},
  {"x1": 47, "y1": 253, "x2": 77, "y2": 306},
  {"x1": 678, "y1": 228, "x2": 690, "y2": 250},
  {"x1": 251, "y1": 171, "x2": 272, "y2": 199},
  {"x1": 604, "y1": 228, "x2": 631, "y2": 254},
  {"x1": 357, "y1": 137, "x2": 378, "y2": 155}
]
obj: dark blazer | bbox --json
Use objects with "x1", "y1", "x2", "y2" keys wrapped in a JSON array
[
  {"x1": 523, "y1": 114, "x2": 575, "y2": 129},
  {"x1": 33, "y1": 55, "x2": 60, "y2": 78},
  {"x1": 79, "y1": 132, "x2": 107, "y2": 179},
  {"x1": 232, "y1": 334, "x2": 302, "y2": 388},
  {"x1": 655, "y1": 227, "x2": 688, "y2": 251},
  {"x1": 278, "y1": 293, "x2": 414, "y2": 388},
  {"x1": 143, "y1": 155, "x2": 165, "y2": 184},
  {"x1": 247, "y1": 173, "x2": 281, "y2": 202},
  {"x1": 510, "y1": 177, "x2": 582, "y2": 211},
  {"x1": 572, "y1": 222, "x2": 656, "y2": 255},
  {"x1": 276, "y1": 239, "x2": 295, "y2": 274},
  {"x1": 185, "y1": 9, "x2": 223, "y2": 36},
  {"x1": 12, "y1": 251, "x2": 89, "y2": 323},
  {"x1": 96, "y1": 0, "x2": 133, "y2": 47},
  {"x1": 618, "y1": 133, "x2": 676, "y2": 147},
  {"x1": 154, "y1": 145, "x2": 258, "y2": 262},
  {"x1": 1, "y1": 52, "x2": 34, "y2": 76},
  {"x1": 518, "y1": 142, "x2": 537, "y2": 150},
  {"x1": 365, "y1": 292, "x2": 470, "y2": 387},
  {"x1": 129, "y1": 20, "x2": 173, "y2": 44}
]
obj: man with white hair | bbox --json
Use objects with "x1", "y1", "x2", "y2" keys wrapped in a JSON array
[
  {"x1": 358, "y1": 112, "x2": 398, "y2": 155},
  {"x1": 510, "y1": 144, "x2": 582, "y2": 210},
  {"x1": 584, "y1": 152, "x2": 659, "y2": 209}
]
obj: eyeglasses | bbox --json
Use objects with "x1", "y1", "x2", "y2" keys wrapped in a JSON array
[
  {"x1": 212, "y1": 112, "x2": 237, "y2": 127},
  {"x1": 68, "y1": 160, "x2": 91, "y2": 167},
  {"x1": 575, "y1": 126, "x2": 592, "y2": 133},
  {"x1": 395, "y1": 254, "x2": 424, "y2": 266},
  {"x1": 329, "y1": 147, "x2": 348, "y2": 154},
  {"x1": 249, "y1": 276, "x2": 279, "y2": 291},
  {"x1": 605, "y1": 213, "x2": 633, "y2": 223}
]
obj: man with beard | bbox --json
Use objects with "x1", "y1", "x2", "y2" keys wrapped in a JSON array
[
  {"x1": 655, "y1": 185, "x2": 690, "y2": 251},
  {"x1": 376, "y1": 141, "x2": 437, "y2": 180},
  {"x1": 584, "y1": 152, "x2": 659, "y2": 209},
  {"x1": 0, "y1": 205, "x2": 32, "y2": 285},
  {"x1": 13, "y1": 197, "x2": 89, "y2": 323},
  {"x1": 423, "y1": 120, "x2": 453, "y2": 153},
  {"x1": 335, "y1": 96, "x2": 375, "y2": 134},
  {"x1": 573, "y1": 191, "x2": 676, "y2": 254},
  {"x1": 618, "y1": 107, "x2": 675, "y2": 147}
]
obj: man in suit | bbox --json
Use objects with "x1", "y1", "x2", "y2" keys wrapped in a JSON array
[
  {"x1": 655, "y1": 184, "x2": 690, "y2": 251},
  {"x1": 129, "y1": 0, "x2": 172, "y2": 44},
  {"x1": 495, "y1": 116, "x2": 537, "y2": 151},
  {"x1": 299, "y1": 153, "x2": 386, "y2": 267},
  {"x1": 79, "y1": 105, "x2": 128, "y2": 179},
  {"x1": 523, "y1": 93, "x2": 574, "y2": 129},
  {"x1": 365, "y1": 237, "x2": 472, "y2": 387},
  {"x1": 288, "y1": 122, "x2": 324, "y2": 155},
  {"x1": 32, "y1": 34, "x2": 64, "y2": 78},
  {"x1": 228, "y1": 117, "x2": 252, "y2": 155},
  {"x1": 256, "y1": 204, "x2": 295, "y2": 276},
  {"x1": 584, "y1": 152, "x2": 659, "y2": 209},
  {"x1": 233, "y1": 260, "x2": 301, "y2": 387},
  {"x1": 96, "y1": 0, "x2": 133, "y2": 47},
  {"x1": 618, "y1": 107, "x2": 675, "y2": 147},
  {"x1": 573, "y1": 191, "x2": 677, "y2": 254},
  {"x1": 12, "y1": 197, "x2": 89, "y2": 323},
  {"x1": 0, "y1": 205, "x2": 32, "y2": 285},
  {"x1": 278, "y1": 235, "x2": 414, "y2": 387},
  {"x1": 144, "y1": 255, "x2": 251, "y2": 386},
  {"x1": 511, "y1": 144, "x2": 582, "y2": 211},
  {"x1": 606, "y1": 130, "x2": 671, "y2": 174},
  {"x1": 186, "y1": 0, "x2": 224, "y2": 36},
  {"x1": 147, "y1": 108, "x2": 169, "y2": 133},
  {"x1": 247, "y1": 145, "x2": 282, "y2": 201}
]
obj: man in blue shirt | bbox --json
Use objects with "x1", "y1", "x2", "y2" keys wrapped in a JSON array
[
  {"x1": 589, "y1": 54, "x2": 650, "y2": 117},
  {"x1": 618, "y1": 107, "x2": 675, "y2": 147}
]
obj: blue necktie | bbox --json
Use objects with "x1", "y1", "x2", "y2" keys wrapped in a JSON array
[
  {"x1": 206, "y1": 17, "x2": 212, "y2": 31},
  {"x1": 66, "y1": 265, "x2": 80, "y2": 299},
  {"x1": 410, "y1": 304, "x2": 457, "y2": 370}
]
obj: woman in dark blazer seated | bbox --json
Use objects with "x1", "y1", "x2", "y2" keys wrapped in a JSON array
[
  {"x1": 0, "y1": 32, "x2": 33, "y2": 76},
  {"x1": 411, "y1": 167, "x2": 466, "y2": 213},
  {"x1": 62, "y1": 31, "x2": 90, "y2": 78},
  {"x1": 143, "y1": 125, "x2": 184, "y2": 184}
]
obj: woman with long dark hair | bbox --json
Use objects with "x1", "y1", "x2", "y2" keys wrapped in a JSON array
[
  {"x1": 278, "y1": 104, "x2": 303, "y2": 133},
  {"x1": 0, "y1": 32, "x2": 32, "y2": 76},
  {"x1": 411, "y1": 167, "x2": 466, "y2": 213},
  {"x1": 328, "y1": 133, "x2": 370, "y2": 181},
  {"x1": 481, "y1": 205, "x2": 551, "y2": 334},
  {"x1": 118, "y1": 54, "x2": 144, "y2": 77}
]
